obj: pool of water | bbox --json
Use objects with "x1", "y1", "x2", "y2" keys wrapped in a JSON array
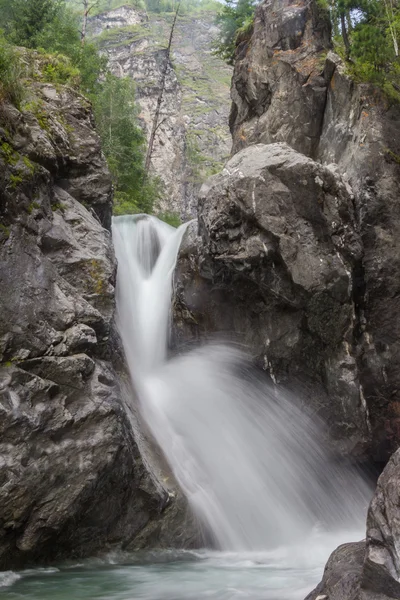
[{"x1": 0, "y1": 529, "x2": 362, "y2": 600}]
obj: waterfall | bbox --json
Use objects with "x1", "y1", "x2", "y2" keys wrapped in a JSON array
[{"x1": 112, "y1": 214, "x2": 371, "y2": 552}]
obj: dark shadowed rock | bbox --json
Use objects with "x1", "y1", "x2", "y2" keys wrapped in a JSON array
[
  {"x1": 174, "y1": 142, "x2": 369, "y2": 456},
  {"x1": 0, "y1": 66, "x2": 197, "y2": 568},
  {"x1": 362, "y1": 449, "x2": 400, "y2": 600},
  {"x1": 306, "y1": 542, "x2": 365, "y2": 600},
  {"x1": 228, "y1": 0, "x2": 400, "y2": 460}
]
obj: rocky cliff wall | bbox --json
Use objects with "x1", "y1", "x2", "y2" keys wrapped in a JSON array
[
  {"x1": 175, "y1": 0, "x2": 400, "y2": 464},
  {"x1": 0, "y1": 53, "x2": 196, "y2": 568},
  {"x1": 90, "y1": 5, "x2": 232, "y2": 218}
]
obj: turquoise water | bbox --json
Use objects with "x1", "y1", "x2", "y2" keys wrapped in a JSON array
[{"x1": 0, "y1": 532, "x2": 362, "y2": 600}]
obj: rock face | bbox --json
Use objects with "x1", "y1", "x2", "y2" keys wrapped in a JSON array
[
  {"x1": 0, "y1": 60, "x2": 196, "y2": 568},
  {"x1": 90, "y1": 5, "x2": 232, "y2": 218},
  {"x1": 305, "y1": 542, "x2": 365, "y2": 600},
  {"x1": 307, "y1": 451, "x2": 400, "y2": 600},
  {"x1": 176, "y1": 0, "x2": 400, "y2": 462},
  {"x1": 230, "y1": 0, "x2": 331, "y2": 158},
  {"x1": 176, "y1": 143, "x2": 369, "y2": 455}
]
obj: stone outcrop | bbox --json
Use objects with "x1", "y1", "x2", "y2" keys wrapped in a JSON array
[
  {"x1": 90, "y1": 5, "x2": 231, "y2": 218},
  {"x1": 175, "y1": 142, "x2": 369, "y2": 456},
  {"x1": 230, "y1": 0, "x2": 331, "y2": 158},
  {"x1": 307, "y1": 450, "x2": 400, "y2": 600},
  {"x1": 176, "y1": 0, "x2": 400, "y2": 462},
  {"x1": 0, "y1": 58, "x2": 196, "y2": 568}
]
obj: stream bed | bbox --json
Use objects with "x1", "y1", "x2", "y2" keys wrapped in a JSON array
[{"x1": 0, "y1": 529, "x2": 362, "y2": 600}]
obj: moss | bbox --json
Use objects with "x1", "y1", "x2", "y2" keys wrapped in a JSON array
[
  {"x1": 26, "y1": 200, "x2": 40, "y2": 212},
  {"x1": 9, "y1": 173, "x2": 24, "y2": 189},
  {"x1": 88, "y1": 259, "x2": 107, "y2": 295},
  {"x1": 1, "y1": 142, "x2": 19, "y2": 166},
  {"x1": 0, "y1": 223, "x2": 10, "y2": 239},
  {"x1": 51, "y1": 201, "x2": 66, "y2": 212},
  {"x1": 22, "y1": 156, "x2": 35, "y2": 173},
  {"x1": 385, "y1": 148, "x2": 400, "y2": 165}
]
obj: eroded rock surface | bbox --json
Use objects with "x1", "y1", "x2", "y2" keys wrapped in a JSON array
[
  {"x1": 91, "y1": 6, "x2": 231, "y2": 217},
  {"x1": 175, "y1": 142, "x2": 369, "y2": 456},
  {"x1": 0, "y1": 66, "x2": 196, "y2": 568}
]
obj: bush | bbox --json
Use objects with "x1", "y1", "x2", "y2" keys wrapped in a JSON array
[
  {"x1": 0, "y1": 31, "x2": 24, "y2": 106},
  {"x1": 212, "y1": 0, "x2": 257, "y2": 65}
]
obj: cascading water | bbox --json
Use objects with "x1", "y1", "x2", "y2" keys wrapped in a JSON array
[
  {"x1": 0, "y1": 215, "x2": 373, "y2": 600},
  {"x1": 112, "y1": 214, "x2": 372, "y2": 554}
]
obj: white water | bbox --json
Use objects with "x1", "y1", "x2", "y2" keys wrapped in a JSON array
[
  {"x1": 112, "y1": 213, "x2": 372, "y2": 557},
  {"x1": 0, "y1": 214, "x2": 373, "y2": 599}
]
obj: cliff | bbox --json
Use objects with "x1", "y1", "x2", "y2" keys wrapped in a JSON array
[
  {"x1": 176, "y1": 0, "x2": 400, "y2": 463},
  {"x1": 0, "y1": 51, "x2": 196, "y2": 568},
  {"x1": 90, "y1": 5, "x2": 232, "y2": 218},
  {"x1": 174, "y1": 0, "x2": 400, "y2": 595}
]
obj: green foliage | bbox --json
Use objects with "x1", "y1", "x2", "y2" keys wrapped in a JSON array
[
  {"x1": 93, "y1": 73, "x2": 160, "y2": 215},
  {"x1": 1, "y1": 0, "x2": 63, "y2": 48},
  {"x1": 156, "y1": 211, "x2": 182, "y2": 227},
  {"x1": 212, "y1": 0, "x2": 256, "y2": 64},
  {"x1": 329, "y1": 0, "x2": 400, "y2": 102},
  {"x1": 0, "y1": 31, "x2": 24, "y2": 106}
]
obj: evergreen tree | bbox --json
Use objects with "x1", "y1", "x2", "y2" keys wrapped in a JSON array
[
  {"x1": 2, "y1": 0, "x2": 62, "y2": 48},
  {"x1": 213, "y1": 0, "x2": 257, "y2": 64}
]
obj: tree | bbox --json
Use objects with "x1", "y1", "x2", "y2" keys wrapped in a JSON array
[
  {"x1": 2, "y1": 0, "x2": 62, "y2": 48},
  {"x1": 212, "y1": 0, "x2": 257, "y2": 65},
  {"x1": 144, "y1": 0, "x2": 181, "y2": 173},
  {"x1": 94, "y1": 73, "x2": 159, "y2": 214},
  {"x1": 81, "y1": 0, "x2": 100, "y2": 44}
]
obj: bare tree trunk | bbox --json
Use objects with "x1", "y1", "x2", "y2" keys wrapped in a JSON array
[
  {"x1": 340, "y1": 11, "x2": 350, "y2": 59},
  {"x1": 383, "y1": 0, "x2": 399, "y2": 57},
  {"x1": 144, "y1": 1, "x2": 181, "y2": 173},
  {"x1": 81, "y1": 0, "x2": 99, "y2": 45}
]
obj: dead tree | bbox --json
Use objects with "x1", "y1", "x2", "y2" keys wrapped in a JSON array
[
  {"x1": 144, "y1": 0, "x2": 181, "y2": 173},
  {"x1": 81, "y1": 0, "x2": 100, "y2": 45}
]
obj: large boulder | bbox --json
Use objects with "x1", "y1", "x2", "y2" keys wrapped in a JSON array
[
  {"x1": 306, "y1": 451, "x2": 400, "y2": 600},
  {"x1": 175, "y1": 142, "x2": 369, "y2": 456},
  {"x1": 228, "y1": 0, "x2": 400, "y2": 460},
  {"x1": 0, "y1": 65, "x2": 196, "y2": 568}
]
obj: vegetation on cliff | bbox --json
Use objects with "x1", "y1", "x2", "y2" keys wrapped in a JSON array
[
  {"x1": 326, "y1": 0, "x2": 400, "y2": 101},
  {"x1": 0, "y1": 0, "x2": 161, "y2": 215},
  {"x1": 213, "y1": 0, "x2": 256, "y2": 64},
  {"x1": 214, "y1": 0, "x2": 399, "y2": 101}
]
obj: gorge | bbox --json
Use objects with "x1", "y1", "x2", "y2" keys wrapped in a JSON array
[{"x1": 0, "y1": 0, "x2": 400, "y2": 598}]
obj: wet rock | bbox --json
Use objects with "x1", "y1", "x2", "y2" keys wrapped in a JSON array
[
  {"x1": 0, "y1": 65, "x2": 197, "y2": 568},
  {"x1": 227, "y1": 0, "x2": 400, "y2": 460},
  {"x1": 362, "y1": 449, "x2": 400, "y2": 599},
  {"x1": 306, "y1": 542, "x2": 365, "y2": 600},
  {"x1": 175, "y1": 142, "x2": 369, "y2": 456}
]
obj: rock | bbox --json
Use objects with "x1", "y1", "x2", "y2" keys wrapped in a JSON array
[
  {"x1": 362, "y1": 449, "x2": 400, "y2": 599},
  {"x1": 230, "y1": 0, "x2": 331, "y2": 157},
  {"x1": 175, "y1": 142, "x2": 369, "y2": 456},
  {"x1": 306, "y1": 542, "x2": 365, "y2": 600},
  {"x1": 307, "y1": 452, "x2": 400, "y2": 600},
  {"x1": 90, "y1": 6, "x2": 232, "y2": 218},
  {"x1": 0, "y1": 62, "x2": 197, "y2": 568}
]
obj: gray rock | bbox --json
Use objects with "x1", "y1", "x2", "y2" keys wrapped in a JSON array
[
  {"x1": 362, "y1": 449, "x2": 400, "y2": 599},
  {"x1": 175, "y1": 142, "x2": 369, "y2": 456},
  {"x1": 230, "y1": 0, "x2": 331, "y2": 157},
  {"x1": 306, "y1": 542, "x2": 365, "y2": 600},
  {"x1": 90, "y1": 6, "x2": 232, "y2": 219},
  {"x1": 0, "y1": 68, "x2": 197, "y2": 568},
  {"x1": 228, "y1": 0, "x2": 400, "y2": 460}
]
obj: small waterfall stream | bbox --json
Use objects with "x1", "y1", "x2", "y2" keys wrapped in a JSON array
[
  {"x1": 0, "y1": 214, "x2": 373, "y2": 600},
  {"x1": 112, "y1": 214, "x2": 372, "y2": 552}
]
